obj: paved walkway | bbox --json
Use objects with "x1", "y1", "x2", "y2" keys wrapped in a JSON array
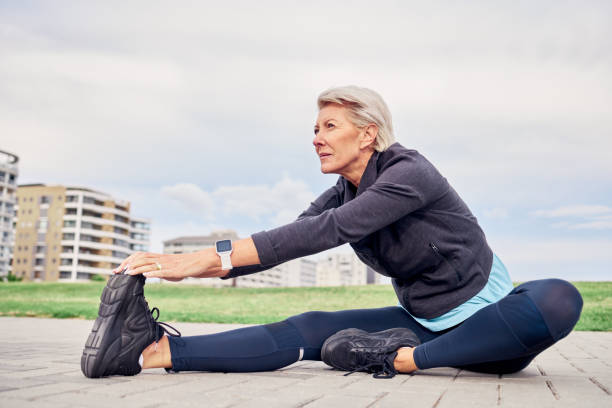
[{"x1": 0, "y1": 317, "x2": 610, "y2": 408}]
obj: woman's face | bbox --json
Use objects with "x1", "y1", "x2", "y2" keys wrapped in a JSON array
[{"x1": 313, "y1": 104, "x2": 367, "y2": 177}]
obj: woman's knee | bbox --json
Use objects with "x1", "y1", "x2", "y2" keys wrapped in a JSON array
[{"x1": 525, "y1": 279, "x2": 584, "y2": 341}]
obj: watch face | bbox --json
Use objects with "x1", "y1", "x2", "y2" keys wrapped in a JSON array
[{"x1": 216, "y1": 240, "x2": 232, "y2": 252}]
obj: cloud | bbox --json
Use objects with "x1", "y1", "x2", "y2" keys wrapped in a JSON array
[
  {"x1": 160, "y1": 175, "x2": 316, "y2": 225},
  {"x1": 160, "y1": 183, "x2": 216, "y2": 219},
  {"x1": 484, "y1": 208, "x2": 509, "y2": 219},
  {"x1": 531, "y1": 204, "x2": 612, "y2": 230},
  {"x1": 531, "y1": 205, "x2": 612, "y2": 218},
  {"x1": 489, "y1": 237, "x2": 612, "y2": 281}
]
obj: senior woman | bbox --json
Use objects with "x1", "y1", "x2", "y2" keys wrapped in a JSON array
[{"x1": 81, "y1": 86, "x2": 583, "y2": 379}]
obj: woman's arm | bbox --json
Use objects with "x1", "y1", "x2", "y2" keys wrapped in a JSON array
[
  {"x1": 115, "y1": 178, "x2": 345, "y2": 281},
  {"x1": 116, "y1": 237, "x2": 261, "y2": 280}
]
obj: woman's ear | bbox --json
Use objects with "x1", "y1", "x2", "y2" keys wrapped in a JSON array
[{"x1": 360, "y1": 124, "x2": 378, "y2": 149}]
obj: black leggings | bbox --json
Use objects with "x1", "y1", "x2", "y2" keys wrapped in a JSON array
[{"x1": 167, "y1": 279, "x2": 583, "y2": 374}]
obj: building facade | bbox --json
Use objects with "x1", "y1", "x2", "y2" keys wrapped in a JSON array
[
  {"x1": 163, "y1": 230, "x2": 240, "y2": 287},
  {"x1": 163, "y1": 230, "x2": 318, "y2": 288},
  {"x1": 12, "y1": 185, "x2": 150, "y2": 281},
  {"x1": 316, "y1": 252, "x2": 370, "y2": 287},
  {"x1": 0, "y1": 150, "x2": 18, "y2": 277}
]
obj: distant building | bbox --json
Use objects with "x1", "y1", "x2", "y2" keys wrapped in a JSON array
[
  {"x1": 163, "y1": 230, "x2": 239, "y2": 287},
  {"x1": 163, "y1": 230, "x2": 318, "y2": 288},
  {"x1": 237, "y1": 258, "x2": 317, "y2": 288},
  {"x1": 164, "y1": 230, "x2": 240, "y2": 255},
  {"x1": 12, "y1": 184, "x2": 150, "y2": 281},
  {"x1": 0, "y1": 150, "x2": 18, "y2": 277},
  {"x1": 316, "y1": 252, "x2": 369, "y2": 286}
]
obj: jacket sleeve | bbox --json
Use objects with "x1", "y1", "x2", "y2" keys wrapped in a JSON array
[
  {"x1": 250, "y1": 156, "x2": 448, "y2": 267},
  {"x1": 220, "y1": 178, "x2": 345, "y2": 279}
]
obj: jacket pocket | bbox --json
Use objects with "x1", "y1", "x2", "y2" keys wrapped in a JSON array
[{"x1": 429, "y1": 242, "x2": 462, "y2": 282}]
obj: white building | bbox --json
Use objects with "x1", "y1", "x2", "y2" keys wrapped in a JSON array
[
  {"x1": 316, "y1": 252, "x2": 370, "y2": 286},
  {"x1": 0, "y1": 150, "x2": 18, "y2": 277},
  {"x1": 237, "y1": 258, "x2": 317, "y2": 288},
  {"x1": 163, "y1": 231, "x2": 318, "y2": 288}
]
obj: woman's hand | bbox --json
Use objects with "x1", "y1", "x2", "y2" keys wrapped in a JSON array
[{"x1": 113, "y1": 250, "x2": 228, "y2": 281}]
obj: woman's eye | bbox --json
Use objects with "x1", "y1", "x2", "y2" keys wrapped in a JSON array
[
  {"x1": 327, "y1": 123, "x2": 335, "y2": 128},
  {"x1": 314, "y1": 129, "x2": 319, "y2": 135}
]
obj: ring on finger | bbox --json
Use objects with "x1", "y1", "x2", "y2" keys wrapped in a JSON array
[{"x1": 155, "y1": 262, "x2": 162, "y2": 271}]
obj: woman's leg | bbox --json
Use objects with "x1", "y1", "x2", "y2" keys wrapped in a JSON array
[
  {"x1": 162, "y1": 306, "x2": 439, "y2": 373},
  {"x1": 411, "y1": 279, "x2": 583, "y2": 374}
]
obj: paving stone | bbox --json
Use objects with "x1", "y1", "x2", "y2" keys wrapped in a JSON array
[
  {"x1": 0, "y1": 317, "x2": 611, "y2": 408},
  {"x1": 373, "y1": 389, "x2": 442, "y2": 408},
  {"x1": 305, "y1": 394, "x2": 378, "y2": 408},
  {"x1": 0, "y1": 398, "x2": 72, "y2": 408},
  {"x1": 0, "y1": 382, "x2": 96, "y2": 401}
]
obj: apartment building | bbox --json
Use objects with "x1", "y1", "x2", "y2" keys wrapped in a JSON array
[
  {"x1": 237, "y1": 258, "x2": 317, "y2": 288},
  {"x1": 0, "y1": 150, "x2": 18, "y2": 277},
  {"x1": 316, "y1": 252, "x2": 369, "y2": 286},
  {"x1": 12, "y1": 184, "x2": 150, "y2": 281},
  {"x1": 163, "y1": 230, "x2": 317, "y2": 288},
  {"x1": 163, "y1": 230, "x2": 239, "y2": 287}
]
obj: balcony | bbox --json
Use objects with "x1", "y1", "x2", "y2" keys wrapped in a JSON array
[
  {"x1": 64, "y1": 201, "x2": 130, "y2": 218},
  {"x1": 60, "y1": 239, "x2": 132, "y2": 254}
]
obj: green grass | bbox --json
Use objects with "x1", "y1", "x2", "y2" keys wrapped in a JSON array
[{"x1": 0, "y1": 281, "x2": 609, "y2": 331}]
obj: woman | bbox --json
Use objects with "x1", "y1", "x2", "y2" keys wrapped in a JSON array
[{"x1": 81, "y1": 86, "x2": 583, "y2": 379}]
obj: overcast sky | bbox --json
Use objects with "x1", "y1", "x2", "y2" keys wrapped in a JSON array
[{"x1": 2, "y1": 1, "x2": 611, "y2": 281}]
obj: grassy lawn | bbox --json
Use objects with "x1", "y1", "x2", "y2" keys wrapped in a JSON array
[{"x1": 0, "y1": 281, "x2": 609, "y2": 331}]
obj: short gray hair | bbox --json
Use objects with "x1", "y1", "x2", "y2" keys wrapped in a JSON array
[{"x1": 317, "y1": 86, "x2": 395, "y2": 152}]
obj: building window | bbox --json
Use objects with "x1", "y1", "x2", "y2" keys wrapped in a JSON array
[{"x1": 59, "y1": 271, "x2": 71, "y2": 279}]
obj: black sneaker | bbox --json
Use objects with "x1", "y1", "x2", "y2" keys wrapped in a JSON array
[
  {"x1": 321, "y1": 328, "x2": 421, "y2": 379},
  {"x1": 81, "y1": 271, "x2": 180, "y2": 378}
]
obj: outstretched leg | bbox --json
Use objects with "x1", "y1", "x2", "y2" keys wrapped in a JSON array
[{"x1": 160, "y1": 306, "x2": 436, "y2": 373}]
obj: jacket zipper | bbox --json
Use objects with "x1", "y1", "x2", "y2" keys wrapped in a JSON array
[{"x1": 429, "y1": 243, "x2": 462, "y2": 282}]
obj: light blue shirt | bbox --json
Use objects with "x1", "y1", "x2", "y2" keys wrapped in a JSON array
[{"x1": 400, "y1": 253, "x2": 514, "y2": 331}]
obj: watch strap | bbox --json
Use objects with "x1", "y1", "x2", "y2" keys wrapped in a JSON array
[{"x1": 220, "y1": 252, "x2": 232, "y2": 270}]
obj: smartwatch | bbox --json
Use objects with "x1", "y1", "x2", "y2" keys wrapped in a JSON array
[{"x1": 215, "y1": 240, "x2": 233, "y2": 270}]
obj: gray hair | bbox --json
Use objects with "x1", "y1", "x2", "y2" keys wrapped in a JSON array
[{"x1": 317, "y1": 86, "x2": 395, "y2": 152}]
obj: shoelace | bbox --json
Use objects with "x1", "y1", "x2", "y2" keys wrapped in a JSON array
[
  {"x1": 150, "y1": 307, "x2": 181, "y2": 343},
  {"x1": 343, "y1": 350, "x2": 397, "y2": 379}
]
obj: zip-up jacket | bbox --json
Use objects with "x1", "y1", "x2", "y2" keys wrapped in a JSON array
[{"x1": 223, "y1": 142, "x2": 494, "y2": 319}]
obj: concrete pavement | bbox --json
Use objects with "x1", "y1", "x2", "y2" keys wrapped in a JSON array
[{"x1": 0, "y1": 317, "x2": 610, "y2": 408}]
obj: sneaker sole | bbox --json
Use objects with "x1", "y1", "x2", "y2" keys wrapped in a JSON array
[{"x1": 81, "y1": 274, "x2": 142, "y2": 378}]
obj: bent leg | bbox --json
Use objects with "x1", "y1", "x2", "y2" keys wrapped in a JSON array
[
  {"x1": 168, "y1": 306, "x2": 437, "y2": 373},
  {"x1": 413, "y1": 279, "x2": 583, "y2": 374}
]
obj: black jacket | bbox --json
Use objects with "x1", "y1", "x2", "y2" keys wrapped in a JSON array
[{"x1": 225, "y1": 143, "x2": 493, "y2": 319}]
